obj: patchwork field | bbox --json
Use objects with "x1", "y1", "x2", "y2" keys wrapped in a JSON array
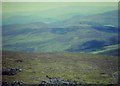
[{"x1": 2, "y1": 51, "x2": 119, "y2": 84}]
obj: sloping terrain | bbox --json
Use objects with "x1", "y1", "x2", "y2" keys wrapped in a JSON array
[
  {"x1": 2, "y1": 10, "x2": 119, "y2": 56},
  {"x1": 2, "y1": 3, "x2": 119, "y2": 85},
  {"x1": 2, "y1": 51, "x2": 118, "y2": 84}
]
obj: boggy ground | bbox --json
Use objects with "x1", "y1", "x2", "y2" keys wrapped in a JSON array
[{"x1": 2, "y1": 51, "x2": 119, "y2": 84}]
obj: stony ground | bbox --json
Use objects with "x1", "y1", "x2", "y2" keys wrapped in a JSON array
[{"x1": 2, "y1": 51, "x2": 119, "y2": 85}]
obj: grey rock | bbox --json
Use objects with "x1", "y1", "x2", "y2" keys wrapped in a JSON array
[{"x1": 2, "y1": 68, "x2": 22, "y2": 76}]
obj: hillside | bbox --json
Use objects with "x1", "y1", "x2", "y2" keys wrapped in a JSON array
[
  {"x1": 2, "y1": 51, "x2": 119, "y2": 84},
  {"x1": 2, "y1": 3, "x2": 119, "y2": 85},
  {"x1": 3, "y1": 10, "x2": 119, "y2": 56}
]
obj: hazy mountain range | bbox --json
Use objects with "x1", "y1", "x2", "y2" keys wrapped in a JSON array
[{"x1": 3, "y1": 10, "x2": 119, "y2": 56}]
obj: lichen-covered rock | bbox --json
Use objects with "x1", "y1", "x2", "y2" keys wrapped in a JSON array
[
  {"x1": 39, "y1": 76, "x2": 76, "y2": 85},
  {"x1": 11, "y1": 81, "x2": 23, "y2": 86},
  {"x1": 2, "y1": 68, "x2": 22, "y2": 76},
  {"x1": 2, "y1": 81, "x2": 23, "y2": 86}
]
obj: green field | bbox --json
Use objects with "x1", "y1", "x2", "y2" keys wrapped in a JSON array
[{"x1": 2, "y1": 51, "x2": 119, "y2": 84}]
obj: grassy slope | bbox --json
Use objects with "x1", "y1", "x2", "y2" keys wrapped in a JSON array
[{"x1": 2, "y1": 51, "x2": 118, "y2": 84}]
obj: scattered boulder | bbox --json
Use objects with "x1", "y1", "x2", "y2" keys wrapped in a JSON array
[
  {"x1": 2, "y1": 81, "x2": 9, "y2": 86},
  {"x1": 2, "y1": 81, "x2": 23, "y2": 86},
  {"x1": 2, "y1": 68, "x2": 22, "y2": 76},
  {"x1": 39, "y1": 75, "x2": 76, "y2": 85},
  {"x1": 11, "y1": 81, "x2": 23, "y2": 86},
  {"x1": 39, "y1": 81, "x2": 47, "y2": 85}
]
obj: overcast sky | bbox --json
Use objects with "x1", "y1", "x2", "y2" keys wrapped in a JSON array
[
  {"x1": 3, "y1": 2, "x2": 117, "y2": 13},
  {"x1": 2, "y1": 2, "x2": 118, "y2": 25}
]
